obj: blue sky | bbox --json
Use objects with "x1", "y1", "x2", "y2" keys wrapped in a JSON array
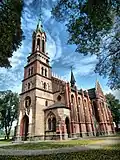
[{"x1": 0, "y1": 0, "x2": 119, "y2": 99}]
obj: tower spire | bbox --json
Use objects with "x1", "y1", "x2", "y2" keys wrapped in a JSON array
[
  {"x1": 70, "y1": 66, "x2": 76, "y2": 87},
  {"x1": 95, "y1": 73, "x2": 99, "y2": 89},
  {"x1": 36, "y1": 0, "x2": 44, "y2": 33},
  {"x1": 32, "y1": 0, "x2": 46, "y2": 53}
]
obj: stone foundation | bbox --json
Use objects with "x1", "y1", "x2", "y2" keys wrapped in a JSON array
[{"x1": 15, "y1": 131, "x2": 115, "y2": 141}]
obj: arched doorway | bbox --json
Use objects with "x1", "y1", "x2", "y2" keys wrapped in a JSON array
[
  {"x1": 52, "y1": 117, "x2": 56, "y2": 131},
  {"x1": 20, "y1": 115, "x2": 29, "y2": 141},
  {"x1": 65, "y1": 117, "x2": 70, "y2": 138}
]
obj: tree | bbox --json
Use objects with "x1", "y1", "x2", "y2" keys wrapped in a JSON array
[
  {"x1": 0, "y1": 90, "x2": 19, "y2": 139},
  {"x1": 106, "y1": 93, "x2": 120, "y2": 130},
  {"x1": 52, "y1": 0, "x2": 120, "y2": 89},
  {"x1": 0, "y1": 0, "x2": 24, "y2": 68}
]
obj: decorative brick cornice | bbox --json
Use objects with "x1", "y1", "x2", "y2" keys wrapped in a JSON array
[
  {"x1": 24, "y1": 59, "x2": 52, "y2": 69},
  {"x1": 44, "y1": 106, "x2": 70, "y2": 111},
  {"x1": 28, "y1": 50, "x2": 50, "y2": 59},
  {"x1": 36, "y1": 96, "x2": 54, "y2": 102},
  {"x1": 22, "y1": 73, "x2": 51, "y2": 82},
  {"x1": 20, "y1": 87, "x2": 53, "y2": 95}
]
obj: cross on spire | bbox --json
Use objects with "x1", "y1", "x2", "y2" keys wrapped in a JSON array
[{"x1": 39, "y1": 0, "x2": 42, "y2": 22}]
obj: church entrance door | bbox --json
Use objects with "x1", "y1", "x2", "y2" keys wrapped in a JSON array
[
  {"x1": 65, "y1": 117, "x2": 70, "y2": 138},
  {"x1": 21, "y1": 115, "x2": 29, "y2": 141}
]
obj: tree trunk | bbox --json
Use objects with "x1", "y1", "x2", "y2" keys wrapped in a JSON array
[
  {"x1": 6, "y1": 133, "x2": 10, "y2": 140},
  {"x1": 5, "y1": 129, "x2": 10, "y2": 140}
]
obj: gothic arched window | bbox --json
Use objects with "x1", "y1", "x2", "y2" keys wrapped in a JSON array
[
  {"x1": 45, "y1": 68, "x2": 47, "y2": 77},
  {"x1": 78, "y1": 97, "x2": 80, "y2": 105},
  {"x1": 28, "y1": 83, "x2": 30, "y2": 90},
  {"x1": 32, "y1": 39, "x2": 35, "y2": 52},
  {"x1": 57, "y1": 95, "x2": 61, "y2": 101},
  {"x1": 84, "y1": 99, "x2": 87, "y2": 105},
  {"x1": 52, "y1": 117, "x2": 56, "y2": 131},
  {"x1": 46, "y1": 59, "x2": 49, "y2": 64},
  {"x1": 84, "y1": 99, "x2": 87, "y2": 110},
  {"x1": 71, "y1": 94, "x2": 74, "y2": 104},
  {"x1": 41, "y1": 67, "x2": 44, "y2": 75},
  {"x1": 45, "y1": 100, "x2": 48, "y2": 106},
  {"x1": 37, "y1": 38, "x2": 40, "y2": 46},
  {"x1": 48, "y1": 118, "x2": 51, "y2": 130},
  {"x1": 31, "y1": 67, "x2": 33, "y2": 75},
  {"x1": 43, "y1": 82, "x2": 46, "y2": 89},
  {"x1": 28, "y1": 68, "x2": 31, "y2": 76},
  {"x1": 42, "y1": 40, "x2": 44, "y2": 52}
]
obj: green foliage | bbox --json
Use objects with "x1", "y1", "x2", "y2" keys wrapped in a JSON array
[
  {"x1": 0, "y1": 90, "x2": 19, "y2": 139},
  {"x1": 106, "y1": 93, "x2": 120, "y2": 128},
  {"x1": 52, "y1": 0, "x2": 120, "y2": 89},
  {"x1": 0, "y1": 0, "x2": 24, "y2": 68}
]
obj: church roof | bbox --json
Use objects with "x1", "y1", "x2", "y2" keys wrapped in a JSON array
[
  {"x1": 44, "y1": 102, "x2": 70, "y2": 111},
  {"x1": 88, "y1": 88, "x2": 96, "y2": 99},
  {"x1": 78, "y1": 89, "x2": 82, "y2": 94},
  {"x1": 71, "y1": 87, "x2": 76, "y2": 91}
]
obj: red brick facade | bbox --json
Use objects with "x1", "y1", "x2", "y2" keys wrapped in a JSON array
[{"x1": 16, "y1": 21, "x2": 115, "y2": 141}]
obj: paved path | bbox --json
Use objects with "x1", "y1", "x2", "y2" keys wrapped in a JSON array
[{"x1": 0, "y1": 137, "x2": 119, "y2": 156}]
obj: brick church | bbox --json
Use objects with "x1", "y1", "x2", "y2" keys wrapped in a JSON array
[{"x1": 16, "y1": 20, "x2": 115, "y2": 141}]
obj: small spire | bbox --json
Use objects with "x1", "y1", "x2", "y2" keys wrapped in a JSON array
[
  {"x1": 70, "y1": 66, "x2": 76, "y2": 87},
  {"x1": 95, "y1": 76, "x2": 99, "y2": 90},
  {"x1": 95, "y1": 79, "x2": 103, "y2": 95},
  {"x1": 36, "y1": 18, "x2": 44, "y2": 33}
]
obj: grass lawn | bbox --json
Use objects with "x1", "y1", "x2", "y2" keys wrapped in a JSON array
[
  {"x1": 0, "y1": 139, "x2": 104, "y2": 150},
  {"x1": 0, "y1": 150, "x2": 119, "y2": 160},
  {"x1": 104, "y1": 143, "x2": 120, "y2": 150},
  {"x1": 0, "y1": 138, "x2": 120, "y2": 160},
  {"x1": 0, "y1": 139, "x2": 12, "y2": 144}
]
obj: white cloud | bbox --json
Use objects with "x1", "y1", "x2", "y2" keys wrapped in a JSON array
[
  {"x1": 43, "y1": 9, "x2": 51, "y2": 21},
  {"x1": 60, "y1": 54, "x2": 97, "y2": 77},
  {"x1": 113, "y1": 90, "x2": 120, "y2": 100},
  {"x1": 25, "y1": 0, "x2": 34, "y2": 5},
  {"x1": 12, "y1": 84, "x2": 22, "y2": 94},
  {"x1": 103, "y1": 88, "x2": 112, "y2": 95},
  {"x1": 46, "y1": 30, "x2": 62, "y2": 64},
  {"x1": 46, "y1": 32, "x2": 56, "y2": 61},
  {"x1": 9, "y1": 46, "x2": 24, "y2": 69},
  {"x1": 0, "y1": 0, "x2": 114, "y2": 96},
  {"x1": 102, "y1": 86, "x2": 120, "y2": 100}
]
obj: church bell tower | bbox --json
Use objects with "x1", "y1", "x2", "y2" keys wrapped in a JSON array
[{"x1": 16, "y1": 19, "x2": 54, "y2": 140}]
